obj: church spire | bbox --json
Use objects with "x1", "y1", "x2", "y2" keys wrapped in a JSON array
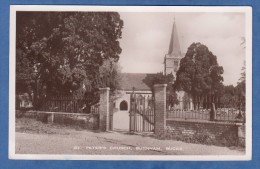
[{"x1": 168, "y1": 19, "x2": 182, "y2": 57}]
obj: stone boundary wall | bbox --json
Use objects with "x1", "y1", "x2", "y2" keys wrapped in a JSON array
[
  {"x1": 161, "y1": 119, "x2": 245, "y2": 147},
  {"x1": 20, "y1": 111, "x2": 99, "y2": 130},
  {"x1": 16, "y1": 87, "x2": 110, "y2": 131},
  {"x1": 153, "y1": 83, "x2": 246, "y2": 147}
]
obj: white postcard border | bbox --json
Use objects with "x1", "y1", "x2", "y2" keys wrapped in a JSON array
[{"x1": 9, "y1": 5, "x2": 252, "y2": 161}]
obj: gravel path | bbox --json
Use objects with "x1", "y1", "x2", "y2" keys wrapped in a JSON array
[{"x1": 15, "y1": 118, "x2": 245, "y2": 155}]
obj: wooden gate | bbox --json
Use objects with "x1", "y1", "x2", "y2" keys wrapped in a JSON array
[{"x1": 129, "y1": 93, "x2": 155, "y2": 132}]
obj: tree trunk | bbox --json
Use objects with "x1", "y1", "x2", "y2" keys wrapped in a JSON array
[
  {"x1": 32, "y1": 79, "x2": 38, "y2": 110},
  {"x1": 210, "y1": 102, "x2": 216, "y2": 121}
]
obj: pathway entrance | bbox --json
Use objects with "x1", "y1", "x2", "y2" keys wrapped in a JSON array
[
  {"x1": 111, "y1": 93, "x2": 155, "y2": 132},
  {"x1": 112, "y1": 110, "x2": 130, "y2": 131},
  {"x1": 112, "y1": 100, "x2": 130, "y2": 131}
]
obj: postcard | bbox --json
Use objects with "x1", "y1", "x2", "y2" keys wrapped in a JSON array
[{"x1": 9, "y1": 5, "x2": 252, "y2": 160}]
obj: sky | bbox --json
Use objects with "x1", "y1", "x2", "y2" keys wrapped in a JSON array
[{"x1": 118, "y1": 12, "x2": 246, "y2": 86}]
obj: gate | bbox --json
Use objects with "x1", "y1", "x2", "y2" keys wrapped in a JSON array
[{"x1": 129, "y1": 93, "x2": 155, "y2": 132}]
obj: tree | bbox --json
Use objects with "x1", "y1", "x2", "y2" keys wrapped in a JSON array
[
  {"x1": 235, "y1": 61, "x2": 246, "y2": 118},
  {"x1": 16, "y1": 12, "x2": 123, "y2": 108},
  {"x1": 238, "y1": 61, "x2": 246, "y2": 84},
  {"x1": 98, "y1": 58, "x2": 122, "y2": 91},
  {"x1": 174, "y1": 42, "x2": 224, "y2": 109},
  {"x1": 143, "y1": 72, "x2": 179, "y2": 107},
  {"x1": 142, "y1": 72, "x2": 173, "y2": 91},
  {"x1": 219, "y1": 85, "x2": 237, "y2": 108},
  {"x1": 235, "y1": 38, "x2": 246, "y2": 118}
]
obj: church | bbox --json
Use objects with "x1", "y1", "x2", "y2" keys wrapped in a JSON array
[
  {"x1": 112, "y1": 20, "x2": 192, "y2": 130},
  {"x1": 164, "y1": 20, "x2": 194, "y2": 111}
]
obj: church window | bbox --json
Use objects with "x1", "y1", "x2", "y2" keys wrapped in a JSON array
[{"x1": 120, "y1": 100, "x2": 128, "y2": 111}]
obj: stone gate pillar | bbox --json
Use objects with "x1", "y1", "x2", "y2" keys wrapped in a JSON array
[
  {"x1": 99, "y1": 87, "x2": 110, "y2": 131},
  {"x1": 154, "y1": 84, "x2": 167, "y2": 136}
]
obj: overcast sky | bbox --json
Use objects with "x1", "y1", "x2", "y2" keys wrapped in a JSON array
[{"x1": 118, "y1": 12, "x2": 245, "y2": 86}]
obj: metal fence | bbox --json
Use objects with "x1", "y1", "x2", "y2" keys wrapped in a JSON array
[
  {"x1": 38, "y1": 95, "x2": 99, "y2": 114},
  {"x1": 166, "y1": 101, "x2": 245, "y2": 123},
  {"x1": 167, "y1": 109, "x2": 210, "y2": 120},
  {"x1": 215, "y1": 107, "x2": 245, "y2": 122}
]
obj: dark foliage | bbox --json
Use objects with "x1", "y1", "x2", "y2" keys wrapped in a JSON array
[
  {"x1": 16, "y1": 12, "x2": 123, "y2": 108},
  {"x1": 174, "y1": 42, "x2": 224, "y2": 106},
  {"x1": 143, "y1": 72, "x2": 179, "y2": 106}
]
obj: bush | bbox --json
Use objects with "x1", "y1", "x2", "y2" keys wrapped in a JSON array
[
  {"x1": 16, "y1": 110, "x2": 25, "y2": 118},
  {"x1": 36, "y1": 113, "x2": 49, "y2": 123}
]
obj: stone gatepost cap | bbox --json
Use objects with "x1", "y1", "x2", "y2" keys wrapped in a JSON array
[
  {"x1": 99, "y1": 87, "x2": 110, "y2": 91},
  {"x1": 153, "y1": 84, "x2": 167, "y2": 88}
]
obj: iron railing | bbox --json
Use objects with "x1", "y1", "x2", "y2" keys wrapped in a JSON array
[
  {"x1": 166, "y1": 101, "x2": 245, "y2": 123},
  {"x1": 38, "y1": 95, "x2": 99, "y2": 114},
  {"x1": 129, "y1": 93, "x2": 155, "y2": 132}
]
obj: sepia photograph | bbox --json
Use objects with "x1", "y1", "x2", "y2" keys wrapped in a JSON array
[{"x1": 9, "y1": 5, "x2": 252, "y2": 160}]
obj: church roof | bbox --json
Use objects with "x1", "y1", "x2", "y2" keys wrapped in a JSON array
[
  {"x1": 168, "y1": 21, "x2": 182, "y2": 57},
  {"x1": 119, "y1": 73, "x2": 153, "y2": 91}
]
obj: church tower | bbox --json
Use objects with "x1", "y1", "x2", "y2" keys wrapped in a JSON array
[{"x1": 164, "y1": 20, "x2": 184, "y2": 79}]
